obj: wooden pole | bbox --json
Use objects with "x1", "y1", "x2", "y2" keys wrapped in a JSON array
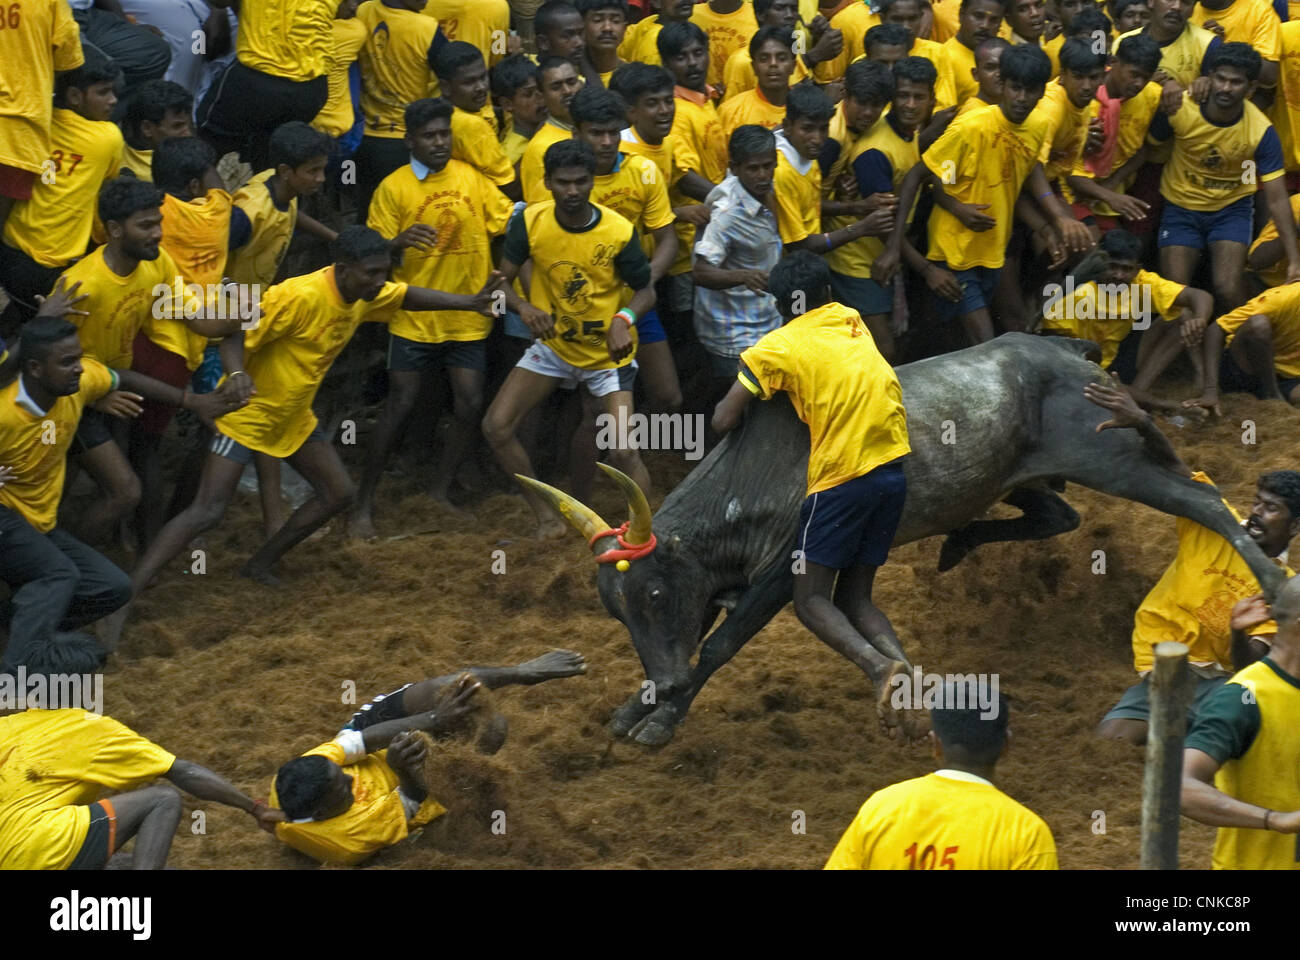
[{"x1": 1140, "y1": 641, "x2": 1194, "y2": 870}]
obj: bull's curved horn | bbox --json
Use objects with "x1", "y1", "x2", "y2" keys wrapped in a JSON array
[
  {"x1": 597, "y1": 463, "x2": 653, "y2": 545},
  {"x1": 514, "y1": 475, "x2": 609, "y2": 544}
]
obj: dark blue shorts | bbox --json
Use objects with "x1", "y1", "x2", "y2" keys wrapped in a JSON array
[
  {"x1": 931, "y1": 264, "x2": 999, "y2": 319},
  {"x1": 829, "y1": 269, "x2": 893, "y2": 316},
  {"x1": 1157, "y1": 195, "x2": 1254, "y2": 250},
  {"x1": 387, "y1": 333, "x2": 487, "y2": 373},
  {"x1": 1219, "y1": 349, "x2": 1300, "y2": 399},
  {"x1": 797, "y1": 459, "x2": 907, "y2": 569},
  {"x1": 211, "y1": 422, "x2": 329, "y2": 464}
]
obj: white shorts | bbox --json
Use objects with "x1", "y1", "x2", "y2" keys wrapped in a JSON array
[{"x1": 517, "y1": 341, "x2": 637, "y2": 397}]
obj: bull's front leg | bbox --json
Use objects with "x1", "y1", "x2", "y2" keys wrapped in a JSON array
[{"x1": 628, "y1": 561, "x2": 795, "y2": 746}]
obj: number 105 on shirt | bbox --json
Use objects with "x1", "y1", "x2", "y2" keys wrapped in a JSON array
[{"x1": 904, "y1": 843, "x2": 959, "y2": 869}]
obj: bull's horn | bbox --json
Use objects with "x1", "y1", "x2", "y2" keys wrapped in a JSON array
[
  {"x1": 514, "y1": 475, "x2": 610, "y2": 544},
  {"x1": 597, "y1": 463, "x2": 653, "y2": 545}
]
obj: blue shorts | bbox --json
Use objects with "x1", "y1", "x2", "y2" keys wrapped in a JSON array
[
  {"x1": 1219, "y1": 350, "x2": 1300, "y2": 399},
  {"x1": 1158, "y1": 195, "x2": 1254, "y2": 250},
  {"x1": 932, "y1": 264, "x2": 999, "y2": 319},
  {"x1": 211, "y1": 423, "x2": 329, "y2": 465},
  {"x1": 797, "y1": 459, "x2": 907, "y2": 569},
  {"x1": 505, "y1": 310, "x2": 665, "y2": 344},
  {"x1": 829, "y1": 269, "x2": 893, "y2": 316},
  {"x1": 387, "y1": 333, "x2": 487, "y2": 373}
]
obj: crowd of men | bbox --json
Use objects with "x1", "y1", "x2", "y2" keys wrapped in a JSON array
[{"x1": 1, "y1": 0, "x2": 1299, "y2": 871}]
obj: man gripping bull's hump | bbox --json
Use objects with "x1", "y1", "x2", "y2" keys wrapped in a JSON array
[{"x1": 711, "y1": 251, "x2": 922, "y2": 738}]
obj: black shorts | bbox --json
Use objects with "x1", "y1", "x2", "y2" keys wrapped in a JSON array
[
  {"x1": 67, "y1": 799, "x2": 117, "y2": 870},
  {"x1": 341, "y1": 684, "x2": 413, "y2": 732},
  {"x1": 72, "y1": 408, "x2": 116, "y2": 455},
  {"x1": 1220, "y1": 351, "x2": 1300, "y2": 399},
  {"x1": 197, "y1": 60, "x2": 327, "y2": 168},
  {"x1": 387, "y1": 334, "x2": 488, "y2": 374},
  {"x1": 797, "y1": 459, "x2": 908, "y2": 569}
]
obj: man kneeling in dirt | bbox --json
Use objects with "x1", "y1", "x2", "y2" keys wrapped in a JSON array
[{"x1": 270, "y1": 651, "x2": 586, "y2": 865}]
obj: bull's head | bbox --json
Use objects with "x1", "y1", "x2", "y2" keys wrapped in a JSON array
[{"x1": 516, "y1": 465, "x2": 722, "y2": 704}]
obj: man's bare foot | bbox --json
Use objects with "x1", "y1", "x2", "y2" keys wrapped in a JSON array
[
  {"x1": 512, "y1": 649, "x2": 587, "y2": 684},
  {"x1": 348, "y1": 510, "x2": 378, "y2": 541},
  {"x1": 238, "y1": 563, "x2": 282, "y2": 587},
  {"x1": 96, "y1": 605, "x2": 131, "y2": 652},
  {"x1": 875, "y1": 660, "x2": 930, "y2": 741},
  {"x1": 536, "y1": 516, "x2": 567, "y2": 540}
]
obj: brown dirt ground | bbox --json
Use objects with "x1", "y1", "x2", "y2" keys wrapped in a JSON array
[{"x1": 94, "y1": 387, "x2": 1300, "y2": 870}]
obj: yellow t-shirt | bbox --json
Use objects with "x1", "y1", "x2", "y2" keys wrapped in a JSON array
[
  {"x1": 1271, "y1": 21, "x2": 1300, "y2": 173},
  {"x1": 0, "y1": 710, "x2": 176, "y2": 871},
  {"x1": 1035, "y1": 81, "x2": 1099, "y2": 186},
  {"x1": 505, "y1": 200, "x2": 646, "y2": 370},
  {"x1": 0, "y1": 359, "x2": 117, "y2": 533},
  {"x1": 356, "y1": 0, "x2": 440, "y2": 138},
  {"x1": 1042, "y1": 32, "x2": 1064, "y2": 78},
  {"x1": 1154, "y1": 95, "x2": 1285, "y2": 212},
  {"x1": 270, "y1": 739, "x2": 445, "y2": 867},
  {"x1": 930, "y1": 0, "x2": 961, "y2": 42},
  {"x1": 120, "y1": 142, "x2": 153, "y2": 181},
  {"x1": 825, "y1": 114, "x2": 920, "y2": 279},
  {"x1": 722, "y1": 47, "x2": 812, "y2": 103},
  {"x1": 519, "y1": 119, "x2": 575, "y2": 204},
  {"x1": 228, "y1": 170, "x2": 299, "y2": 288},
  {"x1": 617, "y1": 16, "x2": 665, "y2": 65},
  {"x1": 217, "y1": 267, "x2": 409, "y2": 456},
  {"x1": 672, "y1": 87, "x2": 728, "y2": 184},
  {"x1": 923, "y1": 102, "x2": 1053, "y2": 270},
  {"x1": 501, "y1": 127, "x2": 532, "y2": 166},
  {"x1": 1216, "y1": 282, "x2": 1300, "y2": 379},
  {"x1": 424, "y1": 0, "x2": 511, "y2": 67},
  {"x1": 591, "y1": 152, "x2": 676, "y2": 262},
  {"x1": 824, "y1": 771, "x2": 1059, "y2": 870},
  {"x1": 451, "y1": 105, "x2": 515, "y2": 187},
  {"x1": 717, "y1": 86, "x2": 787, "y2": 139},
  {"x1": 145, "y1": 188, "x2": 234, "y2": 370},
  {"x1": 814, "y1": 1, "x2": 881, "y2": 83},
  {"x1": 1212, "y1": 660, "x2": 1300, "y2": 870},
  {"x1": 620, "y1": 127, "x2": 702, "y2": 275},
  {"x1": 1131, "y1": 471, "x2": 1292, "y2": 673},
  {"x1": 1041, "y1": 269, "x2": 1186, "y2": 369},
  {"x1": 1117, "y1": 23, "x2": 1217, "y2": 87},
  {"x1": 312, "y1": 16, "x2": 369, "y2": 138},
  {"x1": 3, "y1": 109, "x2": 123, "y2": 268},
  {"x1": 772, "y1": 146, "x2": 822, "y2": 244},
  {"x1": 367, "y1": 158, "x2": 512, "y2": 342},
  {"x1": 738, "y1": 300, "x2": 910, "y2": 495},
  {"x1": 1072, "y1": 81, "x2": 1162, "y2": 217},
  {"x1": 1249, "y1": 194, "x2": 1300, "y2": 288},
  {"x1": 237, "y1": 0, "x2": 337, "y2": 82},
  {"x1": 942, "y1": 36, "x2": 979, "y2": 105},
  {"x1": 0, "y1": 0, "x2": 83, "y2": 174},
  {"x1": 57, "y1": 245, "x2": 182, "y2": 370},
  {"x1": 691, "y1": 1, "x2": 759, "y2": 88},
  {"x1": 1190, "y1": 0, "x2": 1281, "y2": 61}
]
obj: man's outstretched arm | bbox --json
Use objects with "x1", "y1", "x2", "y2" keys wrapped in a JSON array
[
  {"x1": 165, "y1": 758, "x2": 283, "y2": 831},
  {"x1": 1082, "y1": 379, "x2": 1192, "y2": 477}
]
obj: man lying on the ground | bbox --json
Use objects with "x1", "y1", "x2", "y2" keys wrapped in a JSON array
[
  {"x1": 270, "y1": 650, "x2": 587, "y2": 866},
  {"x1": 0, "y1": 708, "x2": 283, "y2": 870}
]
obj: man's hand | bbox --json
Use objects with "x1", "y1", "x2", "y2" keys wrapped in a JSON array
[
  {"x1": 0, "y1": 465, "x2": 14, "y2": 488},
  {"x1": 1286, "y1": 258, "x2": 1300, "y2": 285},
  {"x1": 1056, "y1": 215, "x2": 1094, "y2": 255},
  {"x1": 93, "y1": 390, "x2": 144, "y2": 419},
  {"x1": 1109, "y1": 192, "x2": 1151, "y2": 223},
  {"x1": 520, "y1": 303, "x2": 555, "y2": 339},
  {"x1": 1201, "y1": 18, "x2": 1225, "y2": 38},
  {"x1": 421, "y1": 673, "x2": 484, "y2": 734},
  {"x1": 33, "y1": 277, "x2": 89, "y2": 320},
  {"x1": 1230, "y1": 594, "x2": 1272, "y2": 634},
  {"x1": 1084, "y1": 116, "x2": 1104, "y2": 156},
  {"x1": 392, "y1": 224, "x2": 438, "y2": 251},
  {"x1": 607, "y1": 313, "x2": 634, "y2": 362},
  {"x1": 872, "y1": 247, "x2": 901, "y2": 284},
  {"x1": 1159, "y1": 79, "x2": 1184, "y2": 114},
  {"x1": 1189, "y1": 76, "x2": 1211, "y2": 103},
  {"x1": 1178, "y1": 312, "x2": 1207, "y2": 348},
  {"x1": 951, "y1": 200, "x2": 996, "y2": 232},
  {"x1": 857, "y1": 205, "x2": 896, "y2": 236},
  {"x1": 806, "y1": 24, "x2": 843, "y2": 64},
  {"x1": 822, "y1": 79, "x2": 845, "y2": 104},
  {"x1": 472, "y1": 270, "x2": 506, "y2": 318},
  {"x1": 734, "y1": 269, "x2": 769, "y2": 294},
  {"x1": 251, "y1": 801, "x2": 285, "y2": 833},
  {"x1": 1037, "y1": 223, "x2": 1067, "y2": 269},
  {"x1": 1084, "y1": 378, "x2": 1147, "y2": 431},
  {"x1": 1183, "y1": 390, "x2": 1222, "y2": 418},
  {"x1": 223, "y1": 370, "x2": 257, "y2": 404},
  {"x1": 673, "y1": 204, "x2": 711, "y2": 227},
  {"x1": 187, "y1": 384, "x2": 246, "y2": 425},
  {"x1": 1268, "y1": 810, "x2": 1300, "y2": 833},
  {"x1": 925, "y1": 264, "x2": 962, "y2": 302},
  {"x1": 386, "y1": 730, "x2": 429, "y2": 779}
]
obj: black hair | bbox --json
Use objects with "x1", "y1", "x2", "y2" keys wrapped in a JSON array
[
  {"x1": 769, "y1": 250, "x2": 832, "y2": 316},
  {"x1": 877, "y1": 0, "x2": 924, "y2": 12},
  {"x1": 1067, "y1": 6, "x2": 1112, "y2": 40},
  {"x1": 275, "y1": 756, "x2": 336, "y2": 820},
  {"x1": 865, "y1": 22, "x2": 914, "y2": 52},
  {"x1": 123, "y1": 80, "x2": 193, "y2": 138},
  {"x1": 958, "y1": 0, "x2": 1007, "y2": 13},
  {"x1": 570, "y1": 84, "x2": 628, "y2": 127},
  {"x1": 431, "y1": 40, "x2": 485, "y2": 81},
  {"x1": 893, "y1": 55, "x2": 938, "y2": 88},
  {"x1": 753, "y1": 0, "x2": 780, "y2": 16},
  {"x1": 98, "y1": 176, "x2": 164, "y2": 225},
  {"x1": 574, "y1": 0, "x2": 629, "y2": 14},
  {"x1": 974, "y1": 36, "x2": 1012, "y2": 61},
  {"x1": 268, "y1": 121, "x2": 333, "y2": 170},
  {"x1": 608, "y1": 61, "x2": 674, "y2": 103},
  {"x1": 784, "y1": 82, "x2": 835, "y2": 125},
  {"x1": 537, "y1": 0, "x2": 581, "y2": 36},
  {"x1": 1258, "y1": 472, "x2": 1300, "y2": 522},
  {"x1": 538, "y1": 54, "x2": 579, "y2": 79},
  {"x1": 657, "y1": 20, "x2": 708, "y2": 61},
  {"x1": 490, "y1": 54, "x2": 541, "y2": 98},
  {"x1": 151, "y1": 137, "x2": 216, "y2": 193},
  {"x1": 1206, "y1": 41, "x2": 1263, "y2": 83},
  {"x1": 728, "y1": 123, "x2": 777, "y2": 165},
  {"x1": 749, "y1": 24, "x2": 795, "y2": 60},
  {"x1": 843, "y1": 57, "x2": 897, "y2": 104},
  {"x1": 1114, "y1": 33, "x2": 1161, "y2": 75},
  {"x1": 544, "y1": 137, "x2": 598, "y2": 176},
  {"x1": 930, "y1": 687, "x2": 1010, "y2": 766},
  {"x1": 1058, "y1": 36, "x2": 1108, "y2": 75},
  {"x1": 18, "y1": 317, "x2": 80, "y2": 366},
  {"x1": 55, "y1": 49, "x2": 121, "y2": 105},
  {"x1": 1098, "y1": 227, "x2": 1142, "y2": 262},
  {"x1": 404, "y1": 97, "x2": 454, "y2": 134},
  {"x1": 998, "y1": 42, "x2": 1053, "y2": 87},
  {"x1": 332, "y1": 224, "x2": 394, "y2": 263}
]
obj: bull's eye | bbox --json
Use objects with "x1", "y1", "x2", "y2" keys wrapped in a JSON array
[{"x1": 649, "y1": 588, "x2": 662, "y2": 603}]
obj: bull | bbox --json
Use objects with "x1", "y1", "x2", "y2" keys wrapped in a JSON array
[{"x1": 517, "y1": 334, "x2": 1284, "y2": 746}]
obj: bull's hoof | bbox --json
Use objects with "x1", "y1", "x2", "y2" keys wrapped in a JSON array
[
  {"x1": 937, "y1": 531, "x2": 972, "y2": 572},
  {"x1": 630, "y1": 717, "x2": 677, "y2": 746},
  {"x1": 609, "y1": 692, "x2": 655, "y2": 737}
]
